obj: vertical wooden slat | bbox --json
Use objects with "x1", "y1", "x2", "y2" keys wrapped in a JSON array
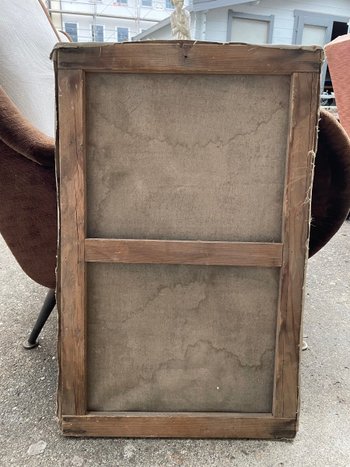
[
  {"x1": 57, "y1": 69, "x2": 86, "y2": 416},
  {"x1": 273, "y1": 72, "x2": 320, "y2": 418}
]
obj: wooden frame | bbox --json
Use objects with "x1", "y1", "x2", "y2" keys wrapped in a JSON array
[{"x1": 54, "y1": 41, "x2": 322, "y2": 438}]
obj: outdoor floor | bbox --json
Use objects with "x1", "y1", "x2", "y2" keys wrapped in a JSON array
[{"x1": 0, "y1": 223, "x2": 349, "y2": 467}]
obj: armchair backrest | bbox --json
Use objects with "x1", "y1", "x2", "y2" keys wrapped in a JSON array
[
  {"x1": 325, "y1": 34, "x2": 350, "y2": 137},
  {"x1": 0, "y1": 0, "x2": 63, "y2": 138}
]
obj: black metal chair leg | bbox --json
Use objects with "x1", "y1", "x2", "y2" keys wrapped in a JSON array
[{"x1": 23, "y1": 289, "x2": 56, "y2": 349}]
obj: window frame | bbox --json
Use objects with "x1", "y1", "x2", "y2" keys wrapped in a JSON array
[
  {"x1": 292, "y1": 10, "x2": 334, "y2": 46},
  {"x1": 292, "y1": 10, "x2": 350, "y2": 45},
  {"x1": 292, "y1": 10, "x2": 350, "y2": 90},
  {"x1": 64, "y1": 21, "x2": 79, "y2": 42},
  {"x1": 227, "y1": 11, "x2": 274, "y2": 44},
  {"x1": 116, "y1": 26, "x2": 129, "y2": 42},
  {"x1": 91, "y1": 24, "x2": 105, "y2": 42}
]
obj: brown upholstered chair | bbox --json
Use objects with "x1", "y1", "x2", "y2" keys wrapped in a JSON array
[
  {"x1": 1, "y1": 78, "x2": 349, "y2": 348},
  {"x1": 0, "y1": 0, "x2": 68, "y2": 347},
  {"x1": 0, "y1": 2, "x2": 349, "y2": 347},
  {"x1": 0, "y1": 87, "x2": 57, "y2": 348},
  {"x1": 310, "y1": 109, "x2": 350, "y2": 256}
]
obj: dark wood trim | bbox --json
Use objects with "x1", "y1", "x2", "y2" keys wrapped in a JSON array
[
  {"x1": 58, "y1": 69, "x2": 87, "y2": 416},
  {"x1": 85, "y1": 239, "x2": 283, "y2": 267},
  {"x1": 53, "y1": 41, "x2": 323, "y2": 74},
  {"x1": 273, "y1": 72, "x2": 320, "y2": 418},
  {"x1": 62, "y1": 414, "x2": 297, "y2": 438}
]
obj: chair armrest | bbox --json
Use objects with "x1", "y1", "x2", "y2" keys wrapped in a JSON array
[
  {"x1": 0, "y1": 86, "x2": 54, "y2": 167},
  {"x1": 309, "y1": 109, "x2": 350, "y2": 257}
]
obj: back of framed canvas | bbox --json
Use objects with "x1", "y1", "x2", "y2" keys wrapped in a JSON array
[{"x1": 54, "y1": 42, "x2": 321, "y2": 438}]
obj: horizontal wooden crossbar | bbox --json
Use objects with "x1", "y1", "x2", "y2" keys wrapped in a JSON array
[
  {"x1": 84, "y1": 239, "x2": 283, "y2": 267},
  {"x1": 62, "y1": 413, "x2": 296, "y2": 438},
  {"x1": 53, "y1": 42, "x2": 323, "y2": 75}
]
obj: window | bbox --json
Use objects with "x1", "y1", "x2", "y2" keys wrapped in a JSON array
[
  {"x1": 116, "y1": 0, "x2": 128, "y2": 4},
  {"x1": 92, "y1": 24, "x2": 104, "y2": 42},
  {"x1": 227, "y1": 11, "x2": 274, "y2": 44},
  {"x1": 292, "y1": 10, "x2": 349, "y2": 92},
  {"x1": 293, "y1": 10, "x2": 335, "y2": 46},
  {"x1": 117, "y1": 27, "x2": 129, "y2": 42},
  {"x1": 165, "y1": 0, "x2": 173, "y2": 9},
  {"x1": 142, "y1": 0, "x2": 152, "y2": 6},
  {"x1": 64, "y1": 22, "x2": 78, "y2": 42}
]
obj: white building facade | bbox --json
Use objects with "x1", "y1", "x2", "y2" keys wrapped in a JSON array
[
  {"x1": 133, "y1": 0, "x2": 350, "y2": 94},
  {"x1": 46, "y1": 0, "x2": 176, "y2": 42},
  {"x1": 134, "y1": 0, "x2": 350, "y2": 46}
]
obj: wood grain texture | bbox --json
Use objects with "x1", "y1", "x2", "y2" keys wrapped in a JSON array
[
  {"x1": 58, "y1": 69, "x2": 87, "y2": 416},
  {"x1": 53, "y1": 41, "x2": 322, "y2": 74},
  {"x1": 85, "y1": 239, "x2": 283, "y2": 267},
  {"x1": 273, "y1": 72, "x2": 320, "y2": 418},
  {"x1": 61, "y1": 414, "x2": 296, "y2": 438}
]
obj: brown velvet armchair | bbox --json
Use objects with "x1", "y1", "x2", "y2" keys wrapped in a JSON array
[
  {"x1": 1, "y1": 75, "x2": 350, "y2": 348},
  {"x1": 310, "y1": 109, "x2": 350, "y2": 255},
  {"x1": 0, "y1": 87, "x2": 57, "y2": 348},
  {"x1": 0, "y1": 0, "x2": 66, "y2": 348},
  {"x1": 0, "y1": 1, "x2": 349, "y2": 348}
]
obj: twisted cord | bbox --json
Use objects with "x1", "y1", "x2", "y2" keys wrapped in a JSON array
[{"x1": 171, "y1": 7, "x2": 191, "y2": 40}]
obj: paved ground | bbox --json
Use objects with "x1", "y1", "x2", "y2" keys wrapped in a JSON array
[{"x1": 0, "y1": 224, "x2": 349, "y2": 467}]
